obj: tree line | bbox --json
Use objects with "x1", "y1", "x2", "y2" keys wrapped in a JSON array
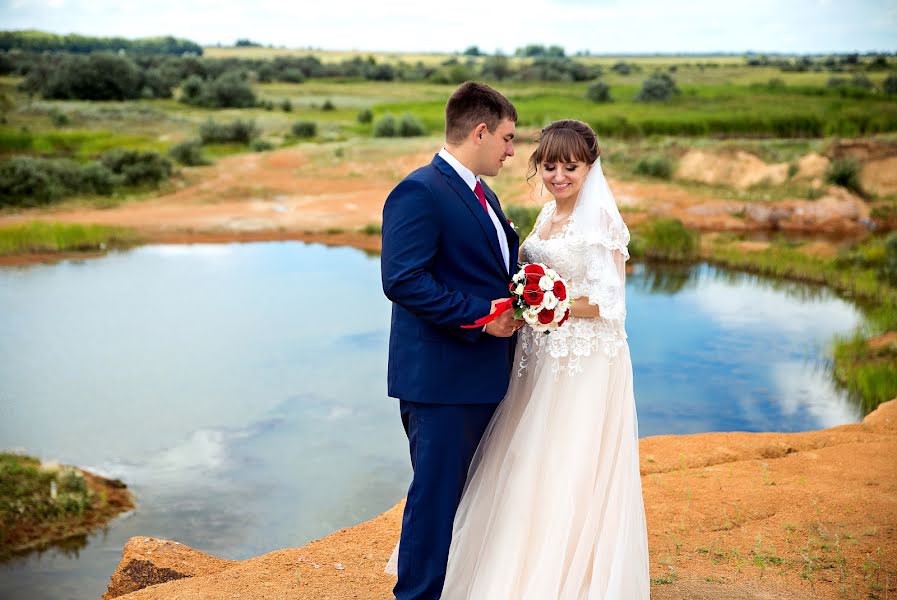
[{"x1": 0, "y1": 30, "x2": 202, "y2": 55}]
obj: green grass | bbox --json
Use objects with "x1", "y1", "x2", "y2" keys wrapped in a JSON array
[
  {"x1": 0, "y1": 127, "x2": 166, "y2": 160},
  {"x1": 0, "y1": 221, "x2": 141, "y2": 255},
  {"x1": 0, "y1": 452, "x2": 93, "y2": 555}
]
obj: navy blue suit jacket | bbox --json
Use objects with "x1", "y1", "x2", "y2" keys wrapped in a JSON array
[{"x1": 381, "y1": 154, "x2": 520, "y2": 405}]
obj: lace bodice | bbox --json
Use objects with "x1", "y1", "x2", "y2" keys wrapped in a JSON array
[{"x1": 519, "y1": 201, "x2": 630, "y2": 376}]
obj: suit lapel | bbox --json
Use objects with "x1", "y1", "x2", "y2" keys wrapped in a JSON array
[{"x1": 432, "y1": 155, "x2": 507, "y2": 273}]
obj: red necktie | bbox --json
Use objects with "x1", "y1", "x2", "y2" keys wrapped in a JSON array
[{"x1": 474, "y1": 180, "x2": 488, "y2": 213}]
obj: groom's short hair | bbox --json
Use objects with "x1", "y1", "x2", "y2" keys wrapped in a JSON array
[{"x1": 445, "y1": 82, "x2": 517, "y2": 144}]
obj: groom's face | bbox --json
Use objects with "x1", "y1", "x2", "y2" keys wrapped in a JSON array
[{"x1": 477, "y1": 118, "x2": 516, "y2": 177}]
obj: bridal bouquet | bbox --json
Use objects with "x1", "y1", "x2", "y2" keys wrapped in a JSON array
[{"x1": 509, "y1": 263, "x2": 571, "y2": 332}]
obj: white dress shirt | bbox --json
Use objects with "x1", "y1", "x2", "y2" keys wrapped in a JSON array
[{"x1": 438, "y1": 148, "x2": 511, "y2": 273}]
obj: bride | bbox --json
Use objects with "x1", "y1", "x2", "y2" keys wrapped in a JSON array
[{"x1": 389, "y1": 119, "x2": 650, "y2": 598}]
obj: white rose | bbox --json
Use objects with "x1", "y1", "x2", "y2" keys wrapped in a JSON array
[
  {"x1": 512, "y1": 272, "x2": 523, "y2": 283},
  {"x1": 553, "y1": 308, "x2": 566, "y2": 323},
  {"x1": 515, "y1": 284, "x2": 524, "y2": 296},
  {"x1": 542, "y1": 291, "x2": 558, "y2": 310},
  {"x1": 523, "y1": 310, "x2": 540, "y2": 325},
  {"x1": 539, "y1": 275, "x2": 554, "y2": 291}
]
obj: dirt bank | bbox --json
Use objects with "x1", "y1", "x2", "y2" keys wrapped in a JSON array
[
  {"x1": 1, "y1": 141, "x2": 887, "y2": 267},
  {"x1": 104, "y1": 399, "x2": 897, "y2": 600}
]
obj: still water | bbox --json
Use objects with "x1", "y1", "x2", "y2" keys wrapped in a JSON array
[{"x1": 0, "y1": 241, "x2": 863, "y2": 599}]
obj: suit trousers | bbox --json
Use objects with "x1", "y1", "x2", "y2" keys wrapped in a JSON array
[{"x1": 394, "y1": 400, "x2": 499, "y2": 600}]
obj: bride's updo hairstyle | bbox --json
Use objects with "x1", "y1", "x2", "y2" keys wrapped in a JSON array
[{"x1": 527, "y1": 120, "x2": 600, "y2": 182}]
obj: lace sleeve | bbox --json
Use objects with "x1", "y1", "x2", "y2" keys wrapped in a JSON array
[{"x1": 568, "y1": 217, "x2": 630, "y2": 323}]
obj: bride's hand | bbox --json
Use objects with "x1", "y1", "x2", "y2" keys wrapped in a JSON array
[{"x1": 569, "y1": 297, "x2": 600, "y2": 319}]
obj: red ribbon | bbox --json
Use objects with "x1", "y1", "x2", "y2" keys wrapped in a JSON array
[{"x1": 461, "y1": 298, "x2": 514, "y2": 329}]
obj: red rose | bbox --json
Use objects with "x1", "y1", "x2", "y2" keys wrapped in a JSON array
[
  {"x1": 522, "y1": 284, "x2": 544, "y2": 306},
  {"x1": 538, "y1": 308, "x2": 555, "y2": 325},
  {"x1": 553, "y1": 280, "x2": 567, "y2": 301},
  {"x1": 523, "y1": 264, "x2": 545, "y2": 275},
  {"x1": 525, "y1": 272, "x2": 542, "y2": 285},
  {"x1": 558, "y1": 310, "x2": 570, "y2": 327},
  {"x1": 508, "y1": 282, "x2": 516, "y2": 293}
]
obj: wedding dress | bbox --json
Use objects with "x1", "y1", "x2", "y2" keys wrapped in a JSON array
[{"x1": 387, "y1": 160, "x2": 650, "y2": 599}]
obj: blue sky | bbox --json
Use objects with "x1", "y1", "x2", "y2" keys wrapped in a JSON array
[{"x1": 1, "y1": 0, "x2": 895, "y2": 54}]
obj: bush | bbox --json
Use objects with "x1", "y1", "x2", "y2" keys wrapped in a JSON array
[
  {"x1": 0, "y1": 156, "x2": 138, "y2": 207},
  {"x1": 280, "y1": 99, "x2": 292, "y2": 112},
  {"x1": 0, "y1": 156, "x2": 64, "y2": 206},
  {"x1": 280, "y1": 68, "x2": 305, "y2": 83},
  {"x1": 357, "y1": 108, "x2": 373, "y2": 124},
  {"x1": 179, "y1": 71, "x2": 256, "y2": 108},
  {"x1": 200, "y1": 71, "x2": 256, "y2": 108},
  {"x1": 42, "y1": 53, "x2": 142, "y2": 101},
  {"x1": 826, "y1": 158, "x2": 864, "y2": 197},
  {"x1": 198, "y1": 119, "x2": 259, "y2": 144},
  {"x1": 291, "y1": 120, "x2": 317, "y2": 138},
  {"x1": 634, "y1": 155, "x2": 673, "y2": 179},
  {"x1": 636, "y1": 73, "x2": 679, "y2": 102},
  {"x1": 398, "y1": 114, "x2": 426, "y2": 137},
  {"x1": 884, "y1": 74, "x2": 897, "y2": 96},
  {"x1": 880, "y1": 231, "x2": 897, "y2": 285},
  {"x1": 373, "y1": 113, "x2": 397, "y2": 137},
  {"x1": 585, "y1": 81, "x2": 611, "y2": 103},
  {"x1": 79, "y1": 162, "x2": 121, "y2": 194},
  {"x1": 249, "y1": 139, "x2": 274, "y2": 152},
  {"x1": 99, "y1": 149, "x2": 172, "y2": 186},
  {"x1": 321, "y1": 99, "x2": 335, "y2": 111},
  {"x1": 638, "y1": 218, "x2": 698, "y2": 261},
  {"x1": 168, "y1": 139, "x2": 209, "y2": 166}
]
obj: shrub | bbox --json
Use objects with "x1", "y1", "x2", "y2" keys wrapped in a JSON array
[
  {"x1": 280, "y1": 68, "x2": 305, "y2": 83},
  {"x1": 280, "y1": 99, "x2": 292, "y2": 112},
  {"x1": 99, "y1": 149, "x2": 172, "y2": 186},
  {"x1": 0, "y1": 156, "x2": 132, "y2": 206},
  {"x1": 291, "y1": 120, "x2": 317, "y2": 138},
  {"x1": 321, "y1": 99, "x2": 335, "y2": 111},
  {"x1": 199, "y1": 71, "x2": 257, "y2": 108},
  {"x1": 79, "y1": 162, "x2": 121, "y2": 194},
  {"x1": 636, "y1": 73, "x2": 679, "y2": 102},
  {"x1": 0, "y1": 156, "x2": 63, "y2": 206},
  {"x1": 179, "y1": 75, "x2": 204, "y2": 103},
  {"x1": 880, "y1": 231, "x2": 897, "y2": 285},
  {"x1": 638, "y1": 218, "x2": 699, "y2": 261},
  {"x1": 168, "y1": 139, "x2": 209, "y2": 166},
  {"x1": 198, "y1": 119, "x2": 259, "y2": 144},
  {"x1": 585, "y1": 81, "x2": 611, "y2": 103},
  {"x1": 357, "y1": 108, "x2": 373, "y2": 124},
  {"x1": 884, "y1": 74, "x2": 897, "y2": 96},
  {"x1": 634, "y1": 155, "x2": 673, "y2": 179},
  {"x1": 179, "y1": 71, "x2": 257, "y2": 108},
  {"x1": 825, "y1": 158, "x2": 864, "y2": 197},
  {"x1": 249, "y1": 139, "x2": 274, "y2": 152},
  {"x1": 42, "y1": 53, "x2": 142, "y2": 101},
  {"x1": 398, "y1": 113, "x2": 426, "y2": 137},
  {"x1": 48, "y1": 108, "x2": 69, "y2": 127},
  {"x1": 373, "y1": 113, "x2": 398, "y2": 137}
]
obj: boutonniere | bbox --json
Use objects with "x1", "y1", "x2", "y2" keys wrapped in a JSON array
[{"x1": 508, "y1": 219, "x2": 518, "y2": 232}]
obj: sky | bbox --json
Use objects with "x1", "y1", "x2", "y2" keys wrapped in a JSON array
[{"x1": 1, "y1": 0, "x2": 895, "y2": 54}]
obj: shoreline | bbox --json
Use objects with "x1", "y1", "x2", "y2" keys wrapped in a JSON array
[{"x1": 0, "y1": 461, "x2": 135, "y2": 561}]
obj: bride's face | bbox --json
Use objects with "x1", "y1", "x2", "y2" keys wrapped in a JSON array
[{"x1": 541, "y1": 160, "x2": 589, "y2": 203}]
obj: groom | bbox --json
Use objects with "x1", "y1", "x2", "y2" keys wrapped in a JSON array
[{"x1": 381, "y1": 81, "x2": 520, "y2": 599}]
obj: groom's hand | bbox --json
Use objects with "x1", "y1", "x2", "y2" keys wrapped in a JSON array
[{"x1": 483, "y1": 298, "x2": 523, "y2": 338}]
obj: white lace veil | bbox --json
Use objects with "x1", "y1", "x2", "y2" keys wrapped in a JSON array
[{"x1": 570, "y1": 157, "x2": 630, "y2": 259}]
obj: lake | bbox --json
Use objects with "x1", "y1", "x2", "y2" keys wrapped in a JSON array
[{"x1": 0, "y1": 241, "x2": 864, "y2": 599}]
